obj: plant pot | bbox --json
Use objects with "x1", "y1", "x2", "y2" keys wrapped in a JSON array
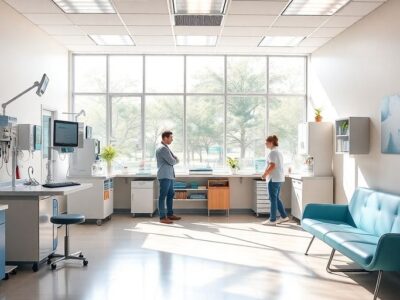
[
  {"x1": 315, "y1": 116, "x2": 323, "y2": 122},
  {"x1": 107, "y1": 161, "x2": 113, "y2": 175},
  {"x1": 231, "y1": 168, "x2": 238, "y2": 175}
]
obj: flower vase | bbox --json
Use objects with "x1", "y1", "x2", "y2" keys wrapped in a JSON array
[
  {"x1": 231, "y1": 168, "x2": 237, "y2": 175},
  {"x1": 107, "y1": 161, "x2": 113, "y2": 175}
]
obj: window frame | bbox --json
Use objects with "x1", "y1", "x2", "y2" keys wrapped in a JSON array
[{"x1": 71, "y1": 54, "x2": 308, "y2": 171}]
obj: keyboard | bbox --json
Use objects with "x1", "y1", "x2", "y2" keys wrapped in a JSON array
[{"x1": 42, "y1": 182, "x2": 81, "y2": 188}]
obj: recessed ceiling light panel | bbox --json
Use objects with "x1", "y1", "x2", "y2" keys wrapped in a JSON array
[
  {"x1": 283, "y1": 0, "x2": 351, "y2": 16},
  {"x1": 258, "y1": 36, "x2": 305, "y2": 47},
  {"x1": 53, "y1": 0, "x2": 116, "y2": 14},
  {"x1": 89, "y1": 35, "x2": 135, "y2": 46},
  {"x1": 173, "y1": 0, "x2": 227, "y2": 14},
  {"x1": 176, "y1": 35, "x2": 218, "y2": 46}
]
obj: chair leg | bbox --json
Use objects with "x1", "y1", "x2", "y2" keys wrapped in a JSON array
[
  {"x1": 305, "y1": 236, "x2": 315, "y2": 255},
  {"x1": 326, "y1": 249, "x2": 368, "y2": 273},
  {"x1": 373, "y1": 271, "x2": 382, "y2": 300}
]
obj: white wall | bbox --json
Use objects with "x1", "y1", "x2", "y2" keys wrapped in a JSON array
[
  {"x1": 0, "y1": 1, "x2": 69, "y2": 183},
  {"x1": 310, "y1": 0, "x2": 400, "y2": 203}
]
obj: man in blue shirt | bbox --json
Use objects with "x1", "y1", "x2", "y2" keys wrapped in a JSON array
[{"x1": 156, "y1": 131, "x2": 181, "y2": 224}]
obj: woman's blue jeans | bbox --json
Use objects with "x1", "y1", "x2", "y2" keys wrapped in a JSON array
[{"x1": 268, "y1": 181, "x2": 288, "y2": 222}]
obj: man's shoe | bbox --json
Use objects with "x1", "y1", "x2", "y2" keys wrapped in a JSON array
[
  {"x1": 160, "y1": 218, "x2": 173, "y2": 224},
  {"x1": 261, "y1": 219, "x2": 277, "y2": 226},
  {"x1": 277, "y1": 217, "x2": 290, "y2": 224},
  {"x1": 168, "y1": 215, "x2": 181, "y2": 221}
]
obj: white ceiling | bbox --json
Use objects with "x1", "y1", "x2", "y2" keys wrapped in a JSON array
[{"x1": 3, "y1": 0, "x2": 387, "y2": 54}]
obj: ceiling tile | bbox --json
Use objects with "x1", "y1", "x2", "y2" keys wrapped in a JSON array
[
  {"x1": 23, "y1": 13, "x2": 72, "y2": 25},
  {"x1": 224, "y1": 15, "x2": 276, "y2": 27},
  {"x1": 299, "y1": 37, "x2": 331, "y2": 47},
  {"x1": 273, "y1": 16, "x2": 328, "y2": 27},
  {"x1": 39, "y1": 25, "x2": 85, "y2": 35},
  {"x1": 78, "y1": 25, "x2": 128, "y2": 35},
  {"x1": 4, "y1": 0, "x2": 62, "y2": 13},
  {"x1": 228, "y1": 1, "x2": 287, "y2": 15},
  {"x1": 52, "y1": 35, "x2": 95, "y2": 45},
  {"x1": 174, "y1": 26, "x2": 221, "y2": 36},
  {"x1": 134, "y1": 36, "x2": 175, "y2": 46},
  {"x1": 336, "y1": 1, "x2": 383, "y2": 16},
  {"x1": 309, "y1": 27, "x2": 346, "y2": 38},
  {"x1": 266, "y1": 27, "x2": 315, "y2": 36},
  {"x1": 120, "y1": 14, "x2": 171, "y2": 25},
  {"x1": 322, "y1": 16, "x2": 362, "y2": 28},
  {"x1": 113, "y1": 0, "x2": 169, "y2": 14},
  {"x1": 221, "y1": 26, "x2": 267, "y2": 36},
  {"x1": 127, "y1": 26, "x2": 173, "y2": 35},
  {"x1": 67, "y1": 14, "x2": 123, "y2": 26},
  {"x1": 218, "y1": 36, "x2": 261, "y2": 46}
]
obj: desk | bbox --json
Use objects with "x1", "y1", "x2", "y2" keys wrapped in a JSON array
[
  {"x1": 0, "y1": 204, "x2": 8, "y2": 280},
  {"x1": 0, "y1": 183, "x2": 92, "y2": 272}
]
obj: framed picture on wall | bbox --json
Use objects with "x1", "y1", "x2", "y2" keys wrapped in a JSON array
[{"x1": 381, "y1": 94, "x2": 400, "y2": 154}]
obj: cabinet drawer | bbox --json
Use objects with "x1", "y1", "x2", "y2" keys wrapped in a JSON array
[
  {"x1": 292, "y1": 179, "x2": 303, "y2": 189},
  {"x1": 131, "y1": 181, "x2": 154, "y2": 189}
]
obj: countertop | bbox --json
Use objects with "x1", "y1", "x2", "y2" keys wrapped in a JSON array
[
  {"x1": 113, "y1": 173, "x2": 263, "y2": 178},
  {"x1": 0, "y1": 183, "x2": 93, "y2": 197},
  {"x1": 68, "y1": 175, "x2": 112, "y2": 180},
  {"x1": 0, "y1": 204, "x2": 8, "y2": 211}
]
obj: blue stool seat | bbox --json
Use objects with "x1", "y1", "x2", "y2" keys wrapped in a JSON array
[{"x1": 51, "y1": 214, "x2": 85, "y2": 225}]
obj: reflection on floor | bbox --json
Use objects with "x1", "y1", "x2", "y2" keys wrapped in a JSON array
[{"x1": 0, "y1": 214, "x2": 399, "y2": 300}]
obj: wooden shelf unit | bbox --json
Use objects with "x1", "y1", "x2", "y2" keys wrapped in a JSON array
[{"x1": 207, "y1": 179, "x2": 230, "y2": 216}]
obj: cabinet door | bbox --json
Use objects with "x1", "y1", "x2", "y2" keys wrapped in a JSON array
[
  {"x1": 208, "y1": 188, "x2": 229, "y2": 210},
  {"x1": 131, "y1": 189, "x2": 153, "y2": 214}
]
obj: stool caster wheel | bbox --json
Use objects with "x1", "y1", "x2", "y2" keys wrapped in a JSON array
[
  {"x1": 51, "y1": 264, "x2": 57, "y2": 270},
  {"x1": 47, "y1": 259, "x2": 52, "y2": 265},
  {"x1": 79, "y1": 253, "x2": 84, "y2": 258},
  {"x1": 96, "y1": 219, "x2": 102, "y2": 226},
  {"x1": 32, "y1": 263, "x2": 39, "y2": 272},
  {"x1": 11, "y1": 269, "x2": 17, "y2": 275},
  {"x1": 83, "y1": 260, "x2": 88, "y2": 266}
]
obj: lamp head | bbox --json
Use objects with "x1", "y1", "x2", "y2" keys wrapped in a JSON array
[{"x1": 36, "y1": 73, "x2": 49, "y2": 96}]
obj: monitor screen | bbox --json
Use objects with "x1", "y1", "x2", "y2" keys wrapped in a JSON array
[{"x1": 53, "y1": 120, "x2": 79, "y2": 147}]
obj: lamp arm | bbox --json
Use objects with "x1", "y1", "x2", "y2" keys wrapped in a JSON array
[{"x1": 2, "y1": 82, "x2": 39, "y2": 115}]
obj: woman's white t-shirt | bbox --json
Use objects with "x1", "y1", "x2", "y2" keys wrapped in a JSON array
[{"x1": 267, "y1": 148, "x2": 285, "y2": 182}]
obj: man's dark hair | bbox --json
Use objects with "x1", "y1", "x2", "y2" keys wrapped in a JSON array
[{"x1": 161, "y1": 130, "x2": 173, "y2": 139}]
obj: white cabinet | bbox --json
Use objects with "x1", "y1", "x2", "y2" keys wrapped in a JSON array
[
  {"x1": 67, "y1": 177, "x2": 113, "y2": 225},
  {"x1": 290, "y1": 176, "x2": 333, "y2": 220},
  {"x1": 252, "y1": 180, "x2": 270, "y2": 216},
  {"x1": 131, "y1": 180, "x2": 157, "y2": 217}
]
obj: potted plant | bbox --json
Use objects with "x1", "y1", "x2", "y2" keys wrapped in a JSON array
[
  {"x1": 340, "y1": 120, "x2": 349, "y2": 135},
  {"x1": 227, "y1": 157, "x2": 240, "y2": 174},
  {"x1": 100, "y1": 145, "x2": 117, "y2": 175},
  {"x1": 314, "y1": 108, "x2": 323, "y2": 122}
]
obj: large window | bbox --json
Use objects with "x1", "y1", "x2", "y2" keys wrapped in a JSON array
[{"x1": 72, "y1": 55, "x2": 307, "y2": 172}]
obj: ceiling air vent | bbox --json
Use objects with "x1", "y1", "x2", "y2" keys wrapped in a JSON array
[{"x1": 174, "y1": 15, "x2": 223, "y2": 26}]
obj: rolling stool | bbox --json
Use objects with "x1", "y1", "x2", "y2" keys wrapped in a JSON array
[{"x1": 48, "y1": 214, "x2": 88, "y2": 270}]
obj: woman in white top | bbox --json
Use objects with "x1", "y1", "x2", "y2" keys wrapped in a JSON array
[{"x1": 261, "y1": 135, "x2": 290, "y2": 226}]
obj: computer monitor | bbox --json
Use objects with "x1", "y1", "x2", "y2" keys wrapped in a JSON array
[{"x1": 53, "y1": 120, "x2": 79, "y2": 147}]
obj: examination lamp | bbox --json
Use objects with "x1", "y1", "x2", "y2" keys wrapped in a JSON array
[
  {"x1": 62, "y1": 109, "x2": 86, "y2": 121},
  {"x1": 2, "y1": 73, "x2": 49, "y2": 115}
]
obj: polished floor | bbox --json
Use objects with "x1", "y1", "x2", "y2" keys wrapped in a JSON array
[{"x1": 0, "y1": 214, "x2": 399, "y2": 300}]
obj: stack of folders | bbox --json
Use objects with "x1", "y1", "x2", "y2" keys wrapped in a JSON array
[{"x1": 189, "y1": 167, "x2": 213, "y2": 175}]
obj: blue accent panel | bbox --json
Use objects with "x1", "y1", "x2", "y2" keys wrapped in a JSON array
[
  {"x1": 301, "y1": 188, "x2": 400, "y2": 271},
  {"x1": 53, "y1": 199, "x2": 59, "y2": 250}
]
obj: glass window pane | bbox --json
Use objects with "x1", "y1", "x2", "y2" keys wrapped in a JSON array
[
  {"x1": 227, "y1": 57, "x2": 267, "y2": 94},
  {"x1": 268, "y1": 96, "x2": 305, "y2": 167},
  {"x1": 109, "y1": 56, "x2": 143, "y2": 93},
  {"x1": 269, "y1": 57, "x2": 306, "y2": 94},
  {"x1": 145, "y1": 96, "x2": 184, "y2": 170},
  {"x1": 186, "y1": 56, "x2": 224, "y2": 93},
  {"x1": 111, "y1": 97, "x2": 142, "y2": 171},
  {"x1": 227, "y1": 96, "x2": 266, "y2": 170},
  {"x1": 145, "y1": 56, "x2": 184, "y2": 93},
  {"x1": 74, "y1": 56, "x2": 106, "y2": 93},
  {"x1": 74, "y1": 95, "x2": 107, "y2": 146},
  {"x1": 187, "y1": 96, "x2": 224, "y2": 169}
]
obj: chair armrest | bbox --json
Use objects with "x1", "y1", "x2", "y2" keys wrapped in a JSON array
[
  {"x1": 302, "y1": 203, "x2": 349, "y2": 222},
  {"x1": 368, "y1": 233, "x2": 400, "y2": 271}
]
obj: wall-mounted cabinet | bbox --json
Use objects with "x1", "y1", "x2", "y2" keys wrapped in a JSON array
[{"x1": 335, "y1": 117, "x2": 370, "y2": 154}]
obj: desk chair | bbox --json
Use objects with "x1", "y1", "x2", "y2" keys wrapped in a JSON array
[{"x1": 48, "y1": 214, "x2": 88, "y2": 270}]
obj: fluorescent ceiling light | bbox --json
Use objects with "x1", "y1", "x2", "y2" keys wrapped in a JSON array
[
  {"x1": 176, "y1": 35, "x2": 218, "y2": 46},
  {"x1": 283, "y1": 0, "x2": 350, "y2": 16},
  {"x1": 89, "y1": 35, "x2": 135, "y2": 46},
  {"x1": 173, "y1": 0, "x2": 227, "y2": 14},
  {"x1": 53, "y1": 0, "x2": 115, "y2": 14},
  {"x1": 258, "y1": 36, "x2": 304, "y2": 47}
]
